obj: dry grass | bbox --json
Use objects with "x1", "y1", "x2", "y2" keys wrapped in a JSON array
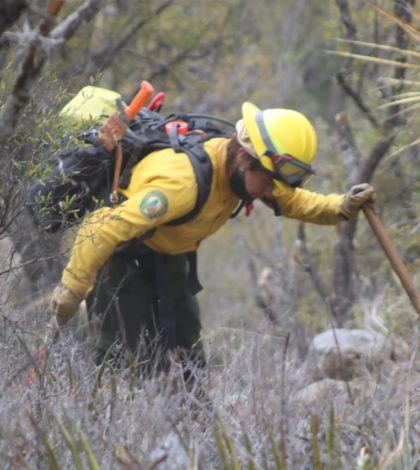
[{"x1": 0, "y1": 292, "x2": 418, "y2": 469}]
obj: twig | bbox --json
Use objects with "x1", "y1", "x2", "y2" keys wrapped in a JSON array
[
  {"x1": 368, "y1": 1, "x2": 419, "y2": 42},
  {"x1": 336, "y1": 71, "x2": 382, "y2": 130},
  {"x1": 333, "y1": 37, "x2": 420, "y2": 59},
  {"x1": 334, "y1": 111, "x2": 364, "y2": 186},
  {"x1": 1, "y1": 314, "x2": 39, "y2": 338},
  {"x1": 329, "y1": 322, "x2": 355, "y2": 404},
  {"x1": 280, "y1": 331, "x2": 290, "y2": 453},
  {"x1": 335, "y1": 0, "x2": 357, "y2": 41},
  {"x1": 295, "y1": 227, "x2": 355, "y2": 402},
  {"x1": 232, "y1": 220, "x2": 260, "y2": 308},
  {"x1": 87, "y1": 0, "x2": 173, "y2": 73},
  {"x1": 328, "y1": 49, "x2": 420, "y2": 70},
  {"x1": 383, "y1": 0, "x2": 416, "y2": 130},
  {"x1": 0, "y1": 252, "x2": 67, "y2": 277},
  {"x1": 359, "y1": 135, "x2": 395, "y2": 183},
  {"x1": 50, "y1": 0, "x2": 102, "y2": 40},
  {"x1": 295, "y1": 223, "x2": 338, "y2": 319}
]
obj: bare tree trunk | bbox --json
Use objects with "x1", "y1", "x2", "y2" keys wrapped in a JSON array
[
  {"x1": 0, "y1": 0, "x2": 102, "y2": 145},
  {"x1": 0, "y1": 0, "x2": 102, "y2": 293}
]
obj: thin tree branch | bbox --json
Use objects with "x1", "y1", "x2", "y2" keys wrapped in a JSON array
[
  {"x1": 335, "y1": 0, "x2": 358, "y2": 41},
  {"x1": 50, "y1": 0, "x2": 102, "y2": 41},
  {"x1": 360, "y1": 135, "x2": 395, "y2": 183},
  {"x1": 336, "y1": 70, "x2": 382, "y2": 130},
  {"x1": 334, "y1": 111, "x2": 363, "y2": 187},
  {"x1": 232, "y1": 220, "x2": 260, "y2": 306},
  {"x1": 368, "y1": 1, "x2": 419, "y2": 42},
  {"x1": 383, "y1": 0, "x2": 415, "y2": 130},
  {"x1": 296, "y1": 223, "x2": 338, "y2": 319},
  {"x1": 0, "y1": 251, "x2": 69, "y2": 278},
  {"x1": 88, "y1": 0, "x2": 173, "y2": 73}
]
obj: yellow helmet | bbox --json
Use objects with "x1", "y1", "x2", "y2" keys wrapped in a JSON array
[{"x1": 241, "y1": 102, "x2": 317, "y2": 194}]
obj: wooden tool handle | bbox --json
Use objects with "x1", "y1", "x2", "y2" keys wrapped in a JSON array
[{"x1": 363, "y1": 205, "x2": 420, "y2": 316}]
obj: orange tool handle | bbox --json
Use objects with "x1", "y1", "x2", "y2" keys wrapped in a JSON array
[{"x1": 124, "y1": 81, "x2": 154, "y2": 121}]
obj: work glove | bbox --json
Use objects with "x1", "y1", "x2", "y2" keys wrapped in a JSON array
[
  {"x1": 49, "y1": 283, "x2": 84, "y2": 338},
  {"x1": 339, "y1": 183, "x2": 377, "y2": 220}
]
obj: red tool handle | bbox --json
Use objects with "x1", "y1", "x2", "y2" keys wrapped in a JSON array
[
  {"x1": 124, "y1": 81, "x2": 154, "y2": 121},
  {"x1": 148, "y1": 92, "x2": 166, "y2": 111}
]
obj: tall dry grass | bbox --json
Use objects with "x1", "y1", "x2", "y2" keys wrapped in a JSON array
[{"x1": 0, "y1": 293, "x2": 418, "y2": 469}]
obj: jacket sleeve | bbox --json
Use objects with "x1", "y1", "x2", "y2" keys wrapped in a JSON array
[
  {"x1": 62, "y1": 178, "x2": 196, "y2": 296},
  {"x1": 273, "y1": 187, "x2": 345, "y2": 225}
]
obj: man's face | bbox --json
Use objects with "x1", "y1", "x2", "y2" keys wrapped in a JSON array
[
  {"x1": 236, "y1": 148, "x2": 275, "y2": 200},
  {"x1": 243, "y1": 167, "x2": 275, "y2": 199}
]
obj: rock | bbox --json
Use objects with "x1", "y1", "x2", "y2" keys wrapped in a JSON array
[
  {"x1": 148, "y1": 432, "x2": 190, "y2": 469},
  {"x1": 304, "y1": 328, "x2": 390, "y2": 381},
  {"x1": 388, "y1": 334, "x2": 411, "y2": 362},
  {"x1": 294, "y1": 378, "x2": 348, "y2": 407}
]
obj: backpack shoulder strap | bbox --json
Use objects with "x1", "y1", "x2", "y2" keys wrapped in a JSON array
[
  {"x1": 116, "y1": 110, "x2": 234, "y2": 225},
  {"x1": 164, "y1": 113, "x2": 234, "y2": 225},
  {"x1": 165, "y1": 140, "x2": 213, "y2": 226}
]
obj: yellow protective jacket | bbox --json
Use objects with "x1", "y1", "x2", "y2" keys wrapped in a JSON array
[{"x1": 62, "y1": 138, "x2": 344, "y2": 296}]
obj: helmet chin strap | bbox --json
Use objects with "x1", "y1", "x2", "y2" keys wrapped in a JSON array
[
  {"x1": 229, "y1": 167, "x2": 282, "y2": 217},
  {"x1": 229, "y1": 167, "x2": 254, "y2": 203}
]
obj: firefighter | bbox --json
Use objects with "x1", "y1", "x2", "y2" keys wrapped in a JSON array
[{"x1": 49, "y1": 102, "x2": 376, "y2": 369}]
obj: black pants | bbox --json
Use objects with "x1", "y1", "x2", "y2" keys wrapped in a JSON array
[{"x1": 86, "y1": 251, "x2": 206, "y2": 369}]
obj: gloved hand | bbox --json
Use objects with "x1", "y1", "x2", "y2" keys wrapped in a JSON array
[
  {"x1": 339, "y1": 183, "x2": 377, "y2": 220},
  {"x1": 50, "y1": 283, "x2": 84, "y2": 330}
]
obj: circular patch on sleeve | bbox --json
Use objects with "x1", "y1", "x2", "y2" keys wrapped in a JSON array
[{"x1": 139, "y1": 190, "x2": 168, "y2": 219}]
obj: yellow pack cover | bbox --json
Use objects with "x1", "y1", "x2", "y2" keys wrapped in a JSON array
[{"x1": 59, "y1": 86, "x2": 124, "y2": 125}]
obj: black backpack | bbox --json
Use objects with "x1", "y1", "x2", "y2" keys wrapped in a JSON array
[{"x1": 28, "y1": 107, "x2": 236, "y2": 232}]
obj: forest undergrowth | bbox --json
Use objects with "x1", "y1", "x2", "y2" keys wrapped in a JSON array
[{"x1": 0, "y1": 290, "x2": 418, "y2": 470}]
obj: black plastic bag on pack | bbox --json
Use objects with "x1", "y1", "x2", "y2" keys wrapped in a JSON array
[{"x1": 28, "y1": 145, "x2": 112, "y2": 232}]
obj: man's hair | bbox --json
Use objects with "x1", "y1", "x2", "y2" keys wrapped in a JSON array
[{"x1": 227, "y1": 136, "x2": 262, "y2": 173}]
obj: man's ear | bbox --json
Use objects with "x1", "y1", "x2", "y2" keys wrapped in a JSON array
[{"x1": 236, "y1": 147, "x2": 249, "y2": 171}]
